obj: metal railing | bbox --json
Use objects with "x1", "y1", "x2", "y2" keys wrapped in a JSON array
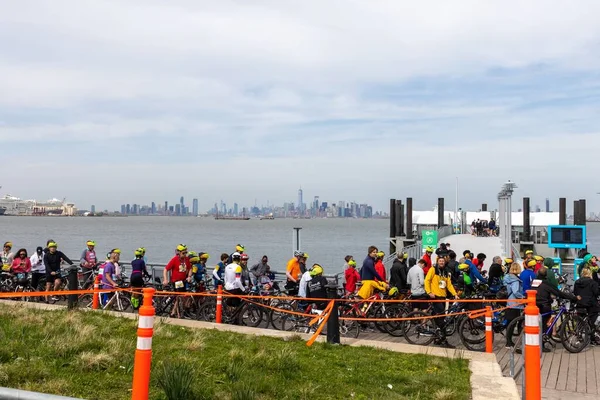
[{"x1": 0, "y1": 387, "x2": 82, "y2": 400}]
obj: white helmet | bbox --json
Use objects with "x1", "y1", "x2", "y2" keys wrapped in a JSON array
[
  {"x1": 294, "y1": 250, "x2": 303, "y2": 257},
  {"x1": 231, "y1": 252, "x2": 241, "y2": 260}
]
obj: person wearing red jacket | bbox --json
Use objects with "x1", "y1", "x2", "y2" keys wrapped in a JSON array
[
  {"x1": 344, "y1": 259, "x2": 361, "y2": 295},
  {"x1": 11, "y1": 248, "x2": 32, "y2": 288},
  {"x1": 423, "y1": 246, "x2": 434, "y2": 275},
  {"x1": 375, "y1": 251, "x2": 387, "y2": 282}
]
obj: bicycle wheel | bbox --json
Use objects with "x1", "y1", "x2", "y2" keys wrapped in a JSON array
[
  {"x1": 458, "y1": 316, "x2": 488, "y2": 351},
  {"x1": 560, "y1": 314, "x2": 591, "y2": 353},
  {"x1": 239, "y1": 303, "x2": 263, "y2": 327},
  {"x1": 269, "y1": 301, "x2": 294, "y2": 330},
  {"x1": 339, "y1": 308, "x2": 360, "y2": 339},
  {"x1": 505, "y1": 316, "x2": 525, "y2": 348},
  {"x1": 111, "y1": 295, "x2": 132, "y2": 312},
  {"x1": 383, "y1": 304, "x2": 409, "y2": 337},
  {"x1": 369, "y1": 303, "x2": 388, "y2": 333},
  {"x1": 281, "y1": 314, "x2": 310, "y2": 334},
  {"x1": 402, "y1": 311, "x2": 437, "y2": 346},
  {"x1": 197, "y1": 301, "x2": 216, "y2": 322}
]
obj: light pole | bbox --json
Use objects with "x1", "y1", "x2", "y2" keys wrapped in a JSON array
[{"x1": 497, "y1": 180, "x2": 517, "y2": 257}]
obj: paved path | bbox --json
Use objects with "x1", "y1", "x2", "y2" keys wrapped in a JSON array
[{"x1": 439, "y1": 234, "x2": 504, "y2": 269}]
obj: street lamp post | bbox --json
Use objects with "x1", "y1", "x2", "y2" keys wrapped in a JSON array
[{"x1": 497, "y1": 181, "x2": 517, "y2": 258}]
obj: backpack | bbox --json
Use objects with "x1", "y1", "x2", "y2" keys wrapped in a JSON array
[{"x1": 496, "y1": 285, "x2": 508, "y2": 299}]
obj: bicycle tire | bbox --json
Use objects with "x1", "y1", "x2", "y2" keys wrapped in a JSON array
[
  {"x1": 197, "y1": 301, "x2": 216, "y2": 322},
  {"x1": 458, "y1": 315, "x2": 488, "y2": 351},
  {"x1": 269, "y1": 301, "x2": 294, "y2": 330},
  {"x1": 505, "y1": 316, "x2": 525, "y2": 348},
  {"x1": 383, "y1": 304, "x2": 409, "y2": 337},
  {"x1": 238, "y1": 303, "x2": 263, "y2": 327},
  {"x1": 369, "y1": 303, "x2": 388, "y2": 333},
  {"x1": 281, "y1": 314, "x2": 310, "y2": 334},
  {"x1": 111, "y1": 295, "x2": 132, "y2": 312},
  {"x1": 560, "y1": 314, "x2": 590, "y2": 353},
  {"x1": 402, "y1": 311, "x2": 437, "y2": 346},
  {"x1": 339, "y1": 308, "x2": 360, "y2": 339}
]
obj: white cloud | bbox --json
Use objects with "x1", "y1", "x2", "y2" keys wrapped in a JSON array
[{"x1": 1, "y1": 0, "x2": 600, "y2": 211}]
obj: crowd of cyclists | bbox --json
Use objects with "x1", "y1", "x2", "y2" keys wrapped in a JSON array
[{"x1": 1, "y1": 238, "x2": 599, "y2": 352}]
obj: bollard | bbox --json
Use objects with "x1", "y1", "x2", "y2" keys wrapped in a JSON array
[
  {"x1": 131, "y1": 287, "x2": 156, "y2": 400},
  {"x1": 524, "y1": 290, "x2": 541, "y2": 400},
  {"x1": 216, "y1": 285, "x2": 223, "y2": 324},
  {"x1": 326, "y1": 283, "x2": 340, "y2": 344},
  {"x1": 485, "y1": 306, "x2": 493, "y2": 353},
  {"x1": 67, "y1": 267, "x2": 78, "y2": 310},
  {"x1": 92, "y1": 275, "x2": 101, "y2": 310}
]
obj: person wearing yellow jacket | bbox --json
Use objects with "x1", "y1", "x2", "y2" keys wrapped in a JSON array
[
  {"x1": 425, "y1": 257, "x2": 458, "y2": 348},
  {"x1": 357, "y1": 279, "x2": 388, "y2": 300}
]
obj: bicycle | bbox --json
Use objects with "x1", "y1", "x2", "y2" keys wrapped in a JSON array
[
  {"x1": 506, "y1": 299, "x2": 590, "y2": 353},
  {"x1": 402, "y1": 300, "x2": 466, "y2": 345},
  {"x1": 281, "y1": 302, "x2": 360, "y2": 338},
  {"x1": 196, "y1": 290, "x2": 263, "y2": 327}
]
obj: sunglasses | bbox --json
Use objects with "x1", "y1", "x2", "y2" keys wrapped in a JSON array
[{"x1": 19, "y1": 253, "x2": 26, "y2": 256}]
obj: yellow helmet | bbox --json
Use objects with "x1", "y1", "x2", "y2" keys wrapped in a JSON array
[
  {"x1": 302, "y1": 252, "x2": 309, "y2": 259},
  {"x1": 134, "y1": 248, "x2": 144, "y2": 257},
  {"x1": 348, "y1": 260, "x2": 357, "y2": 267},
  {"x1": 3, "y1": 242, "x2": 12, "y2": 248},
  {"x1": 425, "y1": 246, "x2": 434, "y2": 253},
  {"x1": 187, "y1": 251, "x2": 198, "y2": 258},
  {"x1": 111, "y1": 248, "x2": 121, "y2": 255},
  {"x1": 309, "y1": 264, "x2": 323, "y2": 276},
  {"x1": 534, "y1": 255, "x2": 544, "y2": 262},
  {"x1": 527, "y1": 260, "x2": 537, "y2": 267},
  {"x1": 376, "y1": 251, "x2": 385, "y2": 258},
  {"x1": 199, "y1": 253, "x2": 209, "y2": 260},
  {"x1": 86, "y1": 240, "x2": 96, "y2": 247},
  {"x1": 525, "y1": 250, "x2": 534, "y2": 255},
  {"x1": 47, "y1": 241, "x2": 57, "y2": 248},
  {"x1": 189, "y1": 255, "x2": 200, "y2": 264},
  {"x1": 458, "y1": 263, "x2": 470, "y2": 271},
  {"x1": 176, "y1": 244, "x2": 188, "y2": 252},
  {"x1": 388, "y1": 287, "x2": 399, "y2": 297},
  {"x1": 504, "y1": 258, "x2": 513, "y2": 265},
  {"x1": 235, "y1": 244, "x2": 245, "y2": 252}
]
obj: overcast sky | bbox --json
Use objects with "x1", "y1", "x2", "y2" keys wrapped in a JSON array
[{"x1": 1, "y1": 0, "x2": 600, "y2": 213}]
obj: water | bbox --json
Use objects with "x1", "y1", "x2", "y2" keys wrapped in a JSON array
[
  {"x1": 2, "y1": 216, "x2": 599, "y2": 274},
  {"x1": 0, "y1": 216, "x2": 390, "y2": 274}
]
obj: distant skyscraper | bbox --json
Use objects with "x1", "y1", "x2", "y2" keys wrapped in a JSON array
[
  {"x1": 91, "y1": 205, "x2": 96, "y2": 213},
  {"x1": 180, "y1": 196, "x2": 185, "y2": 215},
  {"x1": 545, "y1": 198, "x2": 550, "y2": 212},
  {"x1": 298, "y1": 187, "x2": 303, "y2": 213},
  {"x1": 175, "y1": 204, "x2": 181, "y2": 216},
  {"x1": 126, "y1": 204, "x2": 131, "y2": 214},
  {"x1": 192, "y1": 199, "x2": 199, "y2": 216},
  {"x1": 164, "y1": 201, "x2": 168, "y2": 215},
  {"x1": 121, "y1": 205, "x2": 126, "y2": 214},
  {"x1": 233, "y1": 203, "x2": 239, "y2": 216}
]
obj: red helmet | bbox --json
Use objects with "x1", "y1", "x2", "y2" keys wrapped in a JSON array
[{"x1": 241, "y1": 253, "x2": 249, "y2": 261}]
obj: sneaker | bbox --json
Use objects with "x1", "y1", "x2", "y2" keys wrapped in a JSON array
[{"x1": 50, "y1": 296, "x2": 59, "y2": 302}]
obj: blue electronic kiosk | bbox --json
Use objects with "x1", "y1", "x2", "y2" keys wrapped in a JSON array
[{"x1": 547, "y1": 225, "x2": 587, "y2": 280}]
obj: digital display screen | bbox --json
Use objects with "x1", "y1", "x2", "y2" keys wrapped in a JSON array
[{"x1": 548, "y1": 225, "x2": 586, "y2": 248}]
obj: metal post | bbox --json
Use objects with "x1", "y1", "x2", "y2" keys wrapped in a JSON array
[
  {"x1": 406, "y1": 198, "x2": 413, "y2": 240},
  {"x1": 559, "y1": 198, "x2": 566, "y2": 225},
  {"x1": 326, "y1": 284, "x2": 340, "y2": 344},
  {"x1": 67, "y1": 266, "x2": 78, "y2": 310},
  {"x1": 293, "y1": 227, "x2": 302, "y2": 253}
]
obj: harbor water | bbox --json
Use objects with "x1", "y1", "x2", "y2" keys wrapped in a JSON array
[{"x1": 1, "y1": 216, "x2": 599, "y2": 275}]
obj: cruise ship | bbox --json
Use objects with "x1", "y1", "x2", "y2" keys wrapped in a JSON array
[{"x1": 0, "y1": 194, "x2": 77, "y2": 216}]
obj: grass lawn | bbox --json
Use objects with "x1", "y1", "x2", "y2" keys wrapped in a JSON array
[{"x1": 0, "y1": 305, "x2": 471, "y2": 400}]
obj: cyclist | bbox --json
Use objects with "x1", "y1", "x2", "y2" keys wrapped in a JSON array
[
  {"x1": 191, "y1": 252, "x2": 210, "y2": 288},
  {"x1": 462, "y1": 250, "x2": 487, "y2": 288},
  {"x1": 533, "y1": 255, "x2": 544, "y2": 274},
  {"x1": 407, "y1": 259, "x2": 427, "y2": 310},
  {"x1": 43, "y1": 242, "x2": 73, "y2": 302},
  {"x1": 574, "y1": 267, "x2": 600, "y2": 343},
  {"x1": 344, "y1": 260, "x2": 361, "y2": 296},
  {"x1": 130, "y1": 248, "x2": 150, "y2": 309},
  {"x1": 487, "y1": 256, "x2": 504, "y2": 293},
  {"x1": 520, "y1": 260, "x2": 537, "y2": 293},
  {"x1": 30, "y1": 246, "x2": 45, "y2": 291},
  {"x1": 250, "y1": 255, "x2": 269, "y2": 286},
  {"x1": 224, "y1": 252, "x2": 246, "y2": 307},
  {"x1": 11, "y1": 248, "x2": 31, "y2": 289},
  {"x1": 227, "y1": 244, "x2": 245, "y2": 264},
  {"x1": 532, "y1": 267, "x2": 579, "y2": 352},
  {"x1": 240, "y1": 253, "x2": 251, "y2": 289},
  {"x1": 213, "y1": 253, "x2": 229, "y2": 287},
  {"x1": 285, "y1": 250, "x2": 305, "y2": 295},
  {"x1": 422, "y1": 246, "x2": 434, "y2": 275},
  {"x1": 522, "y1": 250, "x2": 534, "y2": 269},
  {"x1": 80, "y1": 240, "x2": 98, "y2": 287},
  {"x1": 424, "y1": 256, "x2": 458, "y2": 348},
  {"x1": 306, "y1": 264, "x2": 329, "y2": 310},
  {"x1": 101, "y1": 249, "x2": 121, "y2": 305},
  {"x1": 389, "y1": 252, "x2": 408, "y2": 291},
  {"x1": 1, "y1": 242, "x2": 15, "y2": 272},
  {"x1": 163, "y1": 244, "x2": 192, "y2": 292},
  {"x1": 375, "y1": 251, "x2": 386, "y2": 281}
]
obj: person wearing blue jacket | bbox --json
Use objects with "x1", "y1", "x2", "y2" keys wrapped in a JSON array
[
  {"x1": 462, "y1": 250, "x2": 487, "y2": 286},
  {"x1": 520, "y1": 259, "x2": 536, "y2": 294},
  {"x1": 361, "y1": 246, "x2": 383, "y2": 281}
]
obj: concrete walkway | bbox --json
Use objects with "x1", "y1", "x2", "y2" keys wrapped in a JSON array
[{"x1": 440, "y1": 234, "x2": 503, "y2": 270}]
